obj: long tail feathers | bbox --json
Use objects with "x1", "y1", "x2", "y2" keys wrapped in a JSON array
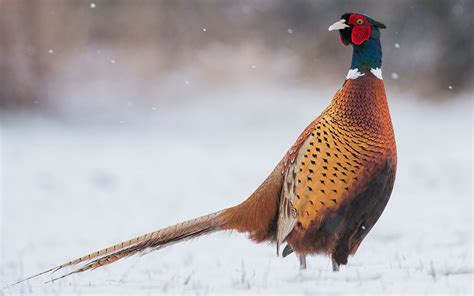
[
  {"x1": 8, "y1": 162, "x2": 284, "y2": 287},
  {"x1": 9, "y1": 210, "x2": 225, "y2": 286}
]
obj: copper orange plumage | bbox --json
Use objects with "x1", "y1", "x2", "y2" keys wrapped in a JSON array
[
  {"x1": 10, "y1": 12, "x2": 396, "y2": 285},
  {"x1": 279, "y1": 74, "x2": 396, "y2": 270}
]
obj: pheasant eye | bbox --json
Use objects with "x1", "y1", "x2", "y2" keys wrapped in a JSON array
[{"x1": 356, "y1": 19, "x2": 364, "y2": 25}]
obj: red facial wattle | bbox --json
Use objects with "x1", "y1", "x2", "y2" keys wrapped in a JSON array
[
  {"x1": 351, "y1": 25, "x2": 371, "y2": 45},
  {"x1": 348, "y1": 14, "x2": 371, "y2": 45}
]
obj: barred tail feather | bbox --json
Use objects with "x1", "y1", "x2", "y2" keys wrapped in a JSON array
[
  {"x1": 9, "y1": 163, "x2": 284, "y2": 287},
  {"x1": 9, "y1": 210, "x2": 226, "y2": 286}
]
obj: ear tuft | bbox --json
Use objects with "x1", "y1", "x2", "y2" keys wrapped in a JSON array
[
  {"x1": 376, "y1": 22, "x2": 387, "y2": 29},
  {"x1": 366, "y1": 16, "x2": 386, "y2": 29}
]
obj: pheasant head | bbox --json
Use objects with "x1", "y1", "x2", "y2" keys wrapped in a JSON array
[{"x1": 329, "y1": 13, "x2": 387, "y2": 78}]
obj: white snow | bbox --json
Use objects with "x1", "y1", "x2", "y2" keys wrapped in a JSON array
[
  {"x1": 391, "y1": 73, "x2": 399, "y2": 80},
  {"x1": 47, "y1": 49, "x2": 54, "y2": 54},
  {"x1": 0, "y1": 89, "x2": 472, "y2": 295},
  {"x1": 90, "y1": 3, "x2": 96, "y2": 9},
  {"x1": 395, "y1": 43, "x2": 400, "y2": 49}
]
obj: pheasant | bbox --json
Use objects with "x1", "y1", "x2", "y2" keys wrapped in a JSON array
[{"x1": 12, "y1": 12, "x2": 396, "y2": 285}]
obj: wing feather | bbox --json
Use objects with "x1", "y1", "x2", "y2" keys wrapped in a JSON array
[{"x1": 276, "y1": 124, "x2": 318, "y2": 254}]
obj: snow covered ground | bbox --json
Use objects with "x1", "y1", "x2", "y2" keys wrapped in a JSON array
[{"x1": 1, "y1": 88, "x2": 472, "y2": 295}]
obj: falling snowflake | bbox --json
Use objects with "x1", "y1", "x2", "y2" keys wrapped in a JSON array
[
  {"x1": 448, "y1": 85, "x2": 453, "y2": 90},
  {"x1": 251, "y1": 65, "x2": 256, "y2": 69},
  {"x1": 48, "y1": 49, "x2": 54, "y2": 54},
  {"x1": 184, "y1": 80, "x2": 190, "y2": 85},
  {"x1": 202, "y1": 28, "x2": 207, "y2": 32},
  {"x1": 287, "y1": 28, "x2": 293, "y2": 34},
  {"x1": 90, "y1": 3, "x2": 96, "y2": 8},
  {"x1": 152, "y1": 107, "x2": 156, "y2": 111},
  {"x1": 110, "y1": 59, "x2": 116, "y2": 64},
  {"x1": 394, "y1": 43, "x2": 400, "y2": 49},
  {"x1": 391, "y1": 73, "x2": 399, "y2": 80}
]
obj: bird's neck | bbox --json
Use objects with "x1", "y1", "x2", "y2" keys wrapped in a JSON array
[
  {"x1": 347, "y1": 38, "x2": 383, "y2": 80},
  {"x1": 327, "y1": 74, "x2": 393, "y2": 139}
]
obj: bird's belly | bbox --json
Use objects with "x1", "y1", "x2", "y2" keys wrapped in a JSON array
[{"x1": 288, "y1": 158, "x2": 396, "y2": 256}]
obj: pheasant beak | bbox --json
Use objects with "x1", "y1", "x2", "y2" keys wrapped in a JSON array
[{"x1": 328, "y1": 19, "x2": 350, "y2": 31}]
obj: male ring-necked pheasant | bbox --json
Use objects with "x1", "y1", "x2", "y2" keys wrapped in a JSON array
[{"x1": 13, "y1": 12, "x2": 396, "y2": 284}]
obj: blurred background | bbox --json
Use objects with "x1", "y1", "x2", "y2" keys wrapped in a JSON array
[
  {"x1": 1, "y1": 1, "x2": 472, "y2": 294},
  {"x1": 1, "y1": 0, "x2": 473, "y2": 116}
]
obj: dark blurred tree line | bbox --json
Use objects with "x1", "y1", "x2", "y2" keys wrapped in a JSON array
[{"x1": 1, "y1": 0, "x2": 472, "y2": 110}]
